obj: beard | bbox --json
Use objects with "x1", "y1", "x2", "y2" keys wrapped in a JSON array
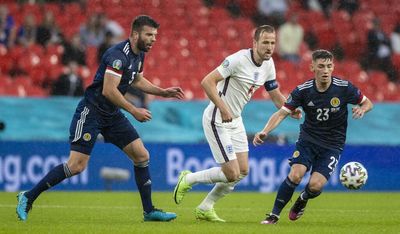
[
  {"x1": 137, "y1": 38, "x2": 149, "y2": 52},
  {"x1": 258, "y1": 50, "x2": 271, "y2": 61}
]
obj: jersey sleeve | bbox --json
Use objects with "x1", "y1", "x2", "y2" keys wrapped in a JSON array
[
  {"x1": 264, "y1": 59, "x2": 278, "y2": 91},
  {"x1": 138, "y1": 53, "x2": 145, "y2": 74},
  {"x1": 282, "y1": 87, "x2": 302, "y2": 113},
  {"x1": 104, "y1": 50, "x2": 127, "y2": 78},
  {"x1": 216, "y1": 53, "x2": 240, "y2": 79},
  {"x1": 346, "y1": 81, "x2": 366, "y2": 105}
]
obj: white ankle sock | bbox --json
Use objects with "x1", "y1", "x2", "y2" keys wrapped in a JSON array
[
  {"x1": 185, "y1": 167, "x2": 228, "y2": 185},
  {"x1": 197, "y1": 174, "x2": 246, "y2": 211}
]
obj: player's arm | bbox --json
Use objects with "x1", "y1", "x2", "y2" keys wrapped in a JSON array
[
  {"x1": 253, "y1": 108, "x2": 289, "y2": 146},
  {"x1": 268, "y1": 88, "x2": 302, "y2": 119},
  {"x1": 102, "y1": 73, "x2": 151, "y2": 122},
  {"x1": 132, "y1": 73, "x2": 184, "y2": 99},
  {"x1": 201, "y1": 69, "x2": 233, "y2": 123},
  {"x1": 347, "y1": 82, "x2": 373, "y2": 119},
  {"x1": 352, "y1": 96, "x2": 373, "y2": 119},
  {"x1": 268, "y1": 88, "x2": 286, "y2": 109}
]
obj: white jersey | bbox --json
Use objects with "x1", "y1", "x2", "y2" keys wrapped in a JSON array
[{"x1": 204, "y1": 49, "x2": 278, "y2": 123}]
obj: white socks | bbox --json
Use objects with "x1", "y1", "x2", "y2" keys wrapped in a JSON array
[
  {"x1": 198, "y1": 174, "x2": 245, "y2": 211},
  {"x1": 185, "y1": 167, "x2": 228, "y2": 185}
]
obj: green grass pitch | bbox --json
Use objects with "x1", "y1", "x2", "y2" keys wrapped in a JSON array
[{"x1": 1, "y1": 191, "x2": 399, "y2": 233}]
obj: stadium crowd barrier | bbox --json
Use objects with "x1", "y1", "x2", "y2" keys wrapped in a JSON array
[{"x1": 0, "y1": 97, "x2": 399, "y2": 145}]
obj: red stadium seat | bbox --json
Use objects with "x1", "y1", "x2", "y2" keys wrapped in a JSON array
[
  {"x1": 213, "y1": 0, "x2": 231, "y2": 7},
  {"x1": 0, "y1": 45, "x2": 12, "y2": 74},
  {"x1": 13, "y1": 75, "x2": 32, "y2": 87},
  {"x1": 368, "y1": 71, "x2": 388, "y2": 88},
  {"x1": 25, "y1": 85, "x2": 47, "y2": 97},
  {"x1": 238, "y1": 0, "x2": 257, "y2": 17},
  {"x1": 392, "y1": 54, "x2": 400, "y2": 72},
  {"x1": 2, "y1": 82, "x2": 27, "y2": 97},
  {"x1": 0, "y1": 0, "x2": 397, "y2": 101},
  {"x1": 86, "y1": 46, "x2": 99, "y2": 69},
  {"x1": 0, "y1": 75, "x2": 12, "y2": 88}
]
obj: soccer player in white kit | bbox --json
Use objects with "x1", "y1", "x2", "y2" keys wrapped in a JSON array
[{"x1": 173, "y1": 25, "x2": 301, "y2": 222}]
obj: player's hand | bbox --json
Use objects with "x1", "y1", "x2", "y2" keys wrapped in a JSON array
[
  {"x1": 290, "y1": 108, "x2": 302, "y2": 120},
  {"x1": 220, "y1": 109, "x2": 233, "y2": 123},
  {"x1": 253, "y1": 131, "x2": 267, "y2": 146},
  {"x1": 162, "y1": 87, "x2": 185, "y2": 99},
  {"x1": 352, "y1": 106, "x2": 365, "y2": 119},
  {"x1": 132, "y1": 108, "x2": 152, "y2": 122}
]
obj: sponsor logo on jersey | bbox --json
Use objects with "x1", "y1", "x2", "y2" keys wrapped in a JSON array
[
  {"x1": 292, "y1": 150, "x2": 300, "y2": 158},
  {"x1": 222, "y1": 59, "x2": 229, "y2": 68},
  {"x1": 330, "y1": 97, "x2": 340, "y2": 107},
  {"x1": 307, "y1": 101, "x2": 315, "y2": 106},
  {"x1": 128, "y1": 64, "x2": 132, "y2": 69},
  {"x1": 112, "y1": 59, "x2": 122, "y2": 70},
  {"x1": 83, "y1": 133, "x2": 92, "y2": 142}
]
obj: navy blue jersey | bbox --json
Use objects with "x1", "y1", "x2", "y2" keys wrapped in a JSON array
[
  {"x1": 284, "y1": 77, "x2": 364, "y2": 150},
  {"x1": 84, "y1": 39, "x2": 145, "y2": 115}
]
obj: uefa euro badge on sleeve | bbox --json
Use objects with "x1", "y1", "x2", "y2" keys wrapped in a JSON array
[{"x1": 112, "y1": 59, "x2": 122, "y2": 70}]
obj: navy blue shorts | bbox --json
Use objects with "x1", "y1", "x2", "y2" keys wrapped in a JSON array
[
  {"x1": 69, "y1": 99, "x2": 139, "y2": 155},
  {"x1": 289, "y1": 140, "x2": 342, "y2": 180}
]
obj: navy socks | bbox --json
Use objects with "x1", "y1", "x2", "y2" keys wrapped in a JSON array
[
  {"x1": 300, "y1": 184, "x2": 322, "y2": 200},
  {"x1": 25, "y1": 163, "x2": 72, "y2": 202},
  {"x1": 272, "y1": 177, "x2": 299, "y2": 215},
  {"x1": 134, "y1": 161, "x2": 153, "y2": 214}
]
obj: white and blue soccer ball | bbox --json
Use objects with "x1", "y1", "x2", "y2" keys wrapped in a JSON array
[{"x1": 339, "y1": 162, "x2": 368, "y2": 190}]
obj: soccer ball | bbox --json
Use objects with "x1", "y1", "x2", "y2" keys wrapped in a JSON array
[{"x1": 339, "y1": 162, "x2": 368, "y2": 190}]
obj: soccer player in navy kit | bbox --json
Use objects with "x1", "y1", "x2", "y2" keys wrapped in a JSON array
[
  {"x1": 16, "y1": 15, "x2": 183, "y2": 222},
  {"x1": 253, "y1": 49, "x2": 373, "y2": 224}
]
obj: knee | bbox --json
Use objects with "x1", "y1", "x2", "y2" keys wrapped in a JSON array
[
  {"x1": 225, "y1": 174, "x2": 239, "y2": 182},
  {"x1": 67, "y1": 161, "x2": 87, "y2": 175},
  {"x1": 240, "y1": 169, "x2": 249, "y2": 178},
  {"x1": 224, "y1": 171, "x2": 240, "y2": 182},
  {"x1": 288, "y1": 172, "x2": 304, "y2": 184},
  {"x1": 131, "y1": 149, "x2": 150, "y2": 164},
  {"x1": 308, "y1": 181, "x2": 324, "y2": 192}
]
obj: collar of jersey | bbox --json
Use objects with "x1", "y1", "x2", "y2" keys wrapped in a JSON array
[{"x1": 250, "y1": 49, "x2": 262, "y2": 67}]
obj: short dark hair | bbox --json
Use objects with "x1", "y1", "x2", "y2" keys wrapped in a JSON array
[
  {"x1": 253, "y1": 25, "x2": 275, "y2": 41},
  {"x1": 312, "y1": 49, "x2": 333, "y2": 61},
  {"x1": 131, "y1": 15, "x2": 160, "y2": 33}
]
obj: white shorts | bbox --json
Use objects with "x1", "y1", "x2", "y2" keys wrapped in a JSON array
[{"x1": 202, "y1": 106, "x2": 249, "y2": 164}]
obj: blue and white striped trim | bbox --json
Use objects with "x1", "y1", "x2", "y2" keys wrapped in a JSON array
[
  {"x1": 298, "y1": 80, "x2": 313, "y2": 90},
  {"x1": 123, "y1": 42, "x2": 130, "y2": 55},
  {"x1": 332, "y1": 78, "x2": 348, "y2": 86},
  {"x1": 72, "y1": 107, "x2": 89, "y2": 142}
]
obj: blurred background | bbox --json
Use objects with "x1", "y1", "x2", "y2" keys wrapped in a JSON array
[{"x1": 0, "y1": 0, "x2": 399, "y2": 193}]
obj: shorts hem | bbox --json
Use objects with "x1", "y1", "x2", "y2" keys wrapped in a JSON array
[{"x1": 70, "y1": 144, "x2": 92, "y2": 155}]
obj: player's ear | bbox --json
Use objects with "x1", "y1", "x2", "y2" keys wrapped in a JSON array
[
  {"x1": 309, "y1": 63, "x2": 314, "y2": 72},
  {"x1": 131, "y1": 30, "x2": 139, "y2": 40}
]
